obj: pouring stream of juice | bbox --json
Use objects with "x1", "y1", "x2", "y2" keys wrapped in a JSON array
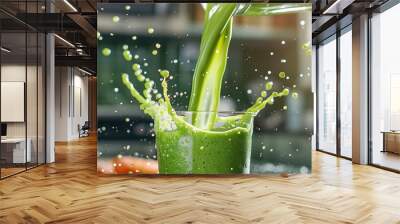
[{"x1": 188, "y1": 3, "x2": 310, "y2": 129}]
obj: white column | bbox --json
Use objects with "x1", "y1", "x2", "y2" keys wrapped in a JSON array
[
  {"x1": 46, "y1": 33, "x2": 55, "y2": 163},
  {"x1": 352, "y1": 14, "x2": 369, "y2": 164},
  {"x1": 45, "y1": 0, "x2": 56, "y2": 163}
]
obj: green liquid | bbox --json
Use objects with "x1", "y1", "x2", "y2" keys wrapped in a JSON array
[
  {"x1": 119, "y1": 3, "x2": 311, "y2": 174},
  {"x1": 156, "y1": 116, "x2": 253, "y2": 174}
]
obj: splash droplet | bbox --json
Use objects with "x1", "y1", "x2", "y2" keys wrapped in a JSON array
[
  {"x1": 261, "y1": 91, "x2": 267, "y2": 97},
  {"x1": 155, "y1": 43, "x2": 161, "y2": 48},
  {"x1": 282, "y1": 88, "x2": 290, "y2": 96},
  {"x1": 112, "y1": 16, "x2": 120, "y2": 23},
  {"x1": 147, "y1": 27, "x2": 154, "y2": 34},
  {"x1": 265, "y1": 81, "x2": 273, "y2": 90},
  {"x1": 102, "y1": 48, "x2": 111, "y2": 56},
  {"x1": 152, "y1": 50, "x2": 158, "y2": 55}
]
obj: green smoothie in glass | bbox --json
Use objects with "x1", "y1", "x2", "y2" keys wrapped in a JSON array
[{"x1": 116, "y1": 3, "x2": 310, "y2": 174}]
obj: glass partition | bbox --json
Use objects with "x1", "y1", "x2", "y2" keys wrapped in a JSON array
[
  {"x1": 1, "y1": 31, "x2": 27, "y2": 177},
  {"x1": 27, "y1": 30, "x2": 38, "y2": 169},
  {"x1": 0, "y1": 1, "x2": 46, "y2": 179}
]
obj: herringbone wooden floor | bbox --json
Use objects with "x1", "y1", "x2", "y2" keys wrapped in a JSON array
[{"x1": 1, "y1": 136, "x2": 400, "y2": 224}]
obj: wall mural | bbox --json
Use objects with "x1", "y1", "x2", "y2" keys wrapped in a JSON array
[{"x1": 97, "y1": 3, "x2": 313, "y2": 175}]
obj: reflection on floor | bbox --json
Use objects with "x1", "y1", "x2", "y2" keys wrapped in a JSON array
[
  {"x1": 373, "y1": 151, "x2": 400, "y2": 171},
  {"x1": 0, "y1": 163, "x2": 42, "y2": 178},
  {"x1": 0, "y1": 167, "x2": 25, "y2": 177},
  {"x1": 0, "y1": 136, "x2": 400, "y2": 223}
]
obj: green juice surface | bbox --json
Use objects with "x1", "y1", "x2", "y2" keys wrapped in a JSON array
[{"x1": 156, "y1": 119, "x2": 253, "y2": 174}]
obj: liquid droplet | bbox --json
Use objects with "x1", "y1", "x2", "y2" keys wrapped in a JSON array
[
  {"x1": 112, "y1": 16, "x2": 120, "y2": 23},
  {"x1": 265, "y1": 81, "x2": 273, "y2": 90},
  {"x1": 148, "y1": 27, "x2": 154, "y2": 34},
  {"x1": 102, "y1": 48, "x2": 111, "y2": 56}
]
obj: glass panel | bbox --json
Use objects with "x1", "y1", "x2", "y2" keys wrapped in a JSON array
[
  {"x1": 38, "y1": 32, "x2": 45, "y2": 165},
  {"x1": 371, "y1": 4, "x2": 400, "y2": 171},
  {"x1": 1, "y1": 30, "x2": 27, "y2": 177},
  {"x1": 339, "y1": 29, "x2": 352, "y2": 158},
  {"x1": 26, "y1": 0, "x2": 39, "y2": 169},
  {"x1": 27, "y1": 30, "x2": 38, "y2": 169},
  {"x1": 317, "y1": 37, "x2": 337, "y2": 154}
]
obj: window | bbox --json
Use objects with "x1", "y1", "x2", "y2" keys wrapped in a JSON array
[
  {"x1": 371, "y1": 3, "x2": 400, "y2": 171},
  {"x1": 317, "y1": 36, "x2": 337, "y2": 154},
  {"x1": 339, "y1": 28, "x2": 352, "y2": 158}
]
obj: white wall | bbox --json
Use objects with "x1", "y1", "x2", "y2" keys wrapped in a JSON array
[{"x1": 55, "y1": 67, "x2": 89, "y2": 141}]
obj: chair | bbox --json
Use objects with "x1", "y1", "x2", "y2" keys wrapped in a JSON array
[{"x1": 78, "y1": 121, "x2": 90, "y2": 138}]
